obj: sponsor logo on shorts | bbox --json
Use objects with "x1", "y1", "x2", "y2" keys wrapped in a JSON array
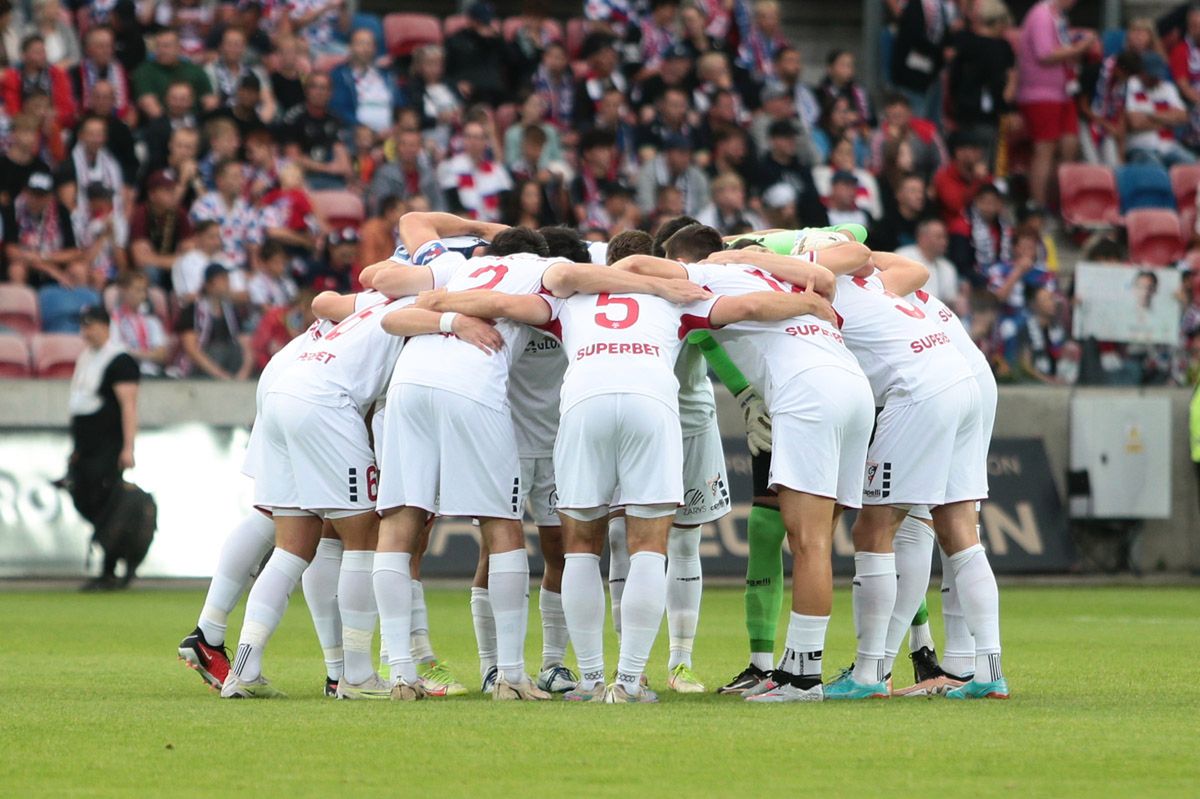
[
  {"x1": 548, "y1": 488, "x2": 559, "y2": 512},
  {"x1": 708, "y1": 474, "x2": 730, "y2": 509},
  {"x1": 348, "y1": 467, "x2": 359, "y2": 503},
  {"x1": 863, "y1": 460, "x2": 892, "y2": 499},
  {"x1": 682, "y1": 488, "x2": 706, "y2": 513},
  {"x1": 510, "y1": 477, "x2": 521, "y2": 515}
]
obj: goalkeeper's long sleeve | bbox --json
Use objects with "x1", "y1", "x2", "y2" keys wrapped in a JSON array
[{"x1": 687, "y1": 330, "x2": 749, "y2": 395}]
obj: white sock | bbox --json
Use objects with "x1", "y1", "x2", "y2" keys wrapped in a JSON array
[
  {"x1": 470, "y1": 587, "x2": 496, "y2": 679},
  {"x1": 197, "y1": 512, "x2": 275, "y2": 646},
  {"x1": 410, "y1": 580, "x2": 435, "y2": 662},
  {"x1": 616, "y1": 551, "x2": 666, "y2": 695},
  {"x1": 750, "y1": 652, "x2": 774, "y2": 672},
  {"x1": 489, "y1": 549, "x2": 530, "y2": 684},
  {"x1": 882, "y1": 516, "x2": 935, "y2": 677},
  {"x1": 939, "y1": 545, "x2": 976, "y2": 678},
  {"x1": 949, "y1": 544, "x2": 1003, "y2": 682},
  {"x1": 666, "y1": 526, "x2": 702, "y2": 671},
  {"x1": 539, "y1": 589, "x2": 569, "y2": 669},
  {"x1": 851, "y1": 552, "x2": 896, "y2": 685},
  {"x1": 302, "y1": 537, "x2": 344, "y2": 681},
  {"x1": 562, "y1": 554, "x2": 605, "y2": 688},
  {"x1": 909, "y1": 620, "x2": 936, "y2": 653},
  {"x1": 338, "y1": 550, "x2": 377, "y2": 685},
  {"x1": 373, "y1": 552, "x2": 416, "y2": 684},
  {"x1": 607, "y1": 516, "x2": 628, "y2": 639},
  {"x1": 777, "y1": 612, "x2": 829, "y2": 683},
  {"x1": 232, "y1": 548, "x2": 308, "y2": 682}
]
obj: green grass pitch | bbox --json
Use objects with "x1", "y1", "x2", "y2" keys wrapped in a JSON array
[{"x1": 3, "y1": 585, "x2": 1198, "y2": 797}]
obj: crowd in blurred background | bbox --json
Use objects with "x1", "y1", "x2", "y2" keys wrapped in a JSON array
[{"x1": 0, "y1": 0, "x2": 1199, "y2": 386}]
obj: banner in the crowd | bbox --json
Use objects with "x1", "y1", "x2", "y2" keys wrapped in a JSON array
[
  {"x1": 1073, "y1": 262, "x2": 1182, "y2": 346},
  {"x1": 0, "y1": 425, "x2": 1071, "y2": 578}
]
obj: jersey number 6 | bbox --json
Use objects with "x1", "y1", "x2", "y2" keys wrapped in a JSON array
[{"x1": 594, "y1": 293, "x2": 640, "y2": 329}]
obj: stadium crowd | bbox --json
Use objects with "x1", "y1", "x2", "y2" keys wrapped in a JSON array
[{"x1": 0, "y1": 0, "x2": 1199, "y2": 385}]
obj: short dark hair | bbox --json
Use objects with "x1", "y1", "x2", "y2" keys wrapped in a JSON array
[
  {"x1": 606, "y1": 230, "x2": 654, "y2": 264},
  {"x1": 664, "y1": 223, "x2": 723, "y2": 263},
  {"x1": 580, "y1": 128, "x2": 617, "y2": 153},
  {"x1": 379, "y1": 195, "x2": 405, "y2": 216},
  {"x1": 20, "y1": 34, "x2": 44, "y2": 54},
  {"x1": 1136, "y1": 270, "x2": 1159, "y2": 288},
  {"x1": 194, "y1": 219, "x2": 220, "y2": 235},
  {"x1": 539, "y1": 225, "x2": 590, "y2": 263},
  {"x1": 490, "y1": 226, "x2": 549, "y2": 257},
  {"x1": 521, "y1": 124, "x2": 548, "y2": 148},
  {"x1": 260, "y1": 240, "x2": 286, "y2": 261},
  {"x1": 215, "y1": 158, "x2": 242, "y2": 179},
  {"x1": 881, "y1": 91, "x2": 910, "y2": 109},
  {"x1": 652, "y1": 215, "x2": 700, "y2": 257},
  {"x1": 1116, "y1": 51, "x2": 1144, "y2": 77}
]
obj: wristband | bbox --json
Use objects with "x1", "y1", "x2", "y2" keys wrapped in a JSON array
[{"x1": 439, "y1": 312, "x2": 459, "y2": 333}]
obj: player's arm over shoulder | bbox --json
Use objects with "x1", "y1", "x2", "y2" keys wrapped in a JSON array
[
  {"x1": 415, "y1": 288, "x2": 553, "y2": 325},
  {"x1": 542, "y1": 261, "x2": 707, "y2": 304},
  {"x1": 710, "y1": 289, "x2": 837, "y2": 327},
  {"x1": 870, "y1": 250, "x2": 930, "y2": 296},
  {"x1": 608, "y1": 254, "x2": 689, "y2": 279},
  {"x1": 311, "y1": 291, "x2": 358, "y2": 322}
]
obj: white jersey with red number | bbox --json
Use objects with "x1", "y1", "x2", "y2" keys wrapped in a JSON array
[
  {"x1": 907, "y1": 288, "x2": 991, "y2": 379},
  {"x1": 390, "y1": 250, "x2": 565, "y2": 408},
  {"x1": 546, "y1": 291, "x2": 718, "y2": 415},
  {"x1": 832, "y1": 272, "x2": 973, "y2": 406},
  {"x1": 684, "y1": 262, "x2": 863, "y2": 409},
  {"x1": 507, "y1": 331, "x2": 567, "y2": 457},
  {"x1": 268, "y1": 292, "x2": 416, "y2": 414}
]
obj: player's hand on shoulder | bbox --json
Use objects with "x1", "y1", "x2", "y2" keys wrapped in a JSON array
[
  {"x1": 658, "y1": 278, "x2": 712, "y2": 304},
  {"x1": 416, "y1": 288, "x2": 450, "y2": 310},
  {"x1": 699, "y1": 250, "x2": 744, "y2": 265},
  {"x1": 452, "y1": 315, "x2": 503, "y2": 355},
  {"x1": 803, "y1": 291, "x2": 838, "y2": 325}
]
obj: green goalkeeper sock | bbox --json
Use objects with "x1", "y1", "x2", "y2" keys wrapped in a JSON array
[
  {"x1": 745, "y1": 505, "x2": 787, "y2": 658},
  {"x1": 911, "y1": 598, "x2": 929, "y2": 627}
]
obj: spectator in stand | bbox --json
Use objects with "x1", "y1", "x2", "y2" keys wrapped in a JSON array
[
  {"x1": 897, "y1": 217, "x2": 960, "y2": 303},
  {"x1": 247, "y1": 239, "x2": 297, "y2": 309},
  {"x1": 601, "y1": 181, "x2": 642, "y2": 236},
  {"x1": 640, "y1": 0, "x2": 682, "y2": 76},
  {"x1": 204, "y1": 26, "x2": 276, "y2": 122},
  {"x1": 1019, "y1": 202, "x2": 1060, "y2": 271},
  {"x1": 696, "y1": 172, "x2": 765, "y2": 234},
  {"x1": 3, "y1": 171, "x2": 79, "y2": 285},
  {"x1": 754, "y1": 119, "x2": 828, "y2": 226},
  {"x1": 760, "y1": 181, "x2": 799, "y2": 229},
  {"x1": 1080, "y1": 50, "x2": 1138, "y2": 167},
  {"x1": 735, "y1": 0, "x2": 789, "y2": 81},
  {"x1": 286, "y1": 0, "x2": 348, "y2": 57},
  {"x1": 2, "y1": 34, "x2": 76, "y2": 127},
  {"x1": 678, "y1": 3, "x2": 722, "y2": 60},
  {"x1": 1013, "y1": 283, "x2": 1069, "y2": 383},
  {"x1": 969, "y1": 183, "x2": 1014, "y2": 279},
  {"x1": 311, "y1": 226, "x2": 360, "y2": 293},
  {"x1": 1168, "y1": 4, "x2": 1200, "y2": 149},
  {"x1": 826, "y1": 170, "x2": 873, "y2": 228},
  {"x1": 204, "y1": 2, "x2": 275, "y2": 62},
  {"x1": 128, "y1": 169, "x2": 191, "y2": 288},
  {"x1": 437, "y1": 119, "x2": 513, "y2": 223},
  {"x1": 0, "y1": 1, "x2": 19, "y2": 68},
  {"x1": 889, "y1": 0, "x2": 952, "y2": 123},
  {"x1": 533, "y1": 41, "x2": 575, "y2": 133},
  {"x1": 770, "y1": 46, "x2": 821, "y2": 134},
  {"x1": 172, "y1": 220, "x2": 231, "y2": 303},
  {"x1": 505, "y1": 93, "x2": 562, "y2": 172},
  {"x1": 70, "y1": 26, "x2": 132, "y2": 125},
  {"x1": 636, "y1": 132, "x2": 709, "y2": 216},
  {"x1": 330, "y1": 28, "x2": 402, "y2": 139},
  {"x1": 29, "y1": 0, "x2": 79, "y2": 67},
  {"x1": 635, "y1": 86, "x2": 698, "y2": 158},
  {"x1": 813, "y1": 135, "x2": 883, "y2": 221},
  {"x1": 162, "y1": 128, "x2": 205, "y2": 209},
  {"x1": 141, "y1": 81, "x2": 197, "y2": 172},
  {"x1": 196, "y1": 116, "x2": 241, "y2": 191},
  {"x1": 360, "y1": 195, "x2": 402, "y2": 266},
  {"x1": 252, "y1": 286, "x2": 317, "y2": 371},
  {"x1": 278, "y1": 72, "x2": 351, "y2": 190},
  {"x1": 368, "y1": 128, "x2": 442, "y2": 214},
  {"x1": 934, "y1": 131, "x2": 990, "y2": 276},
  {"x1": 1124, "y1": 54, "x2": 1196, "y2": 167},
  {"x1": 584, "y1": 0, "x2": 644, "y2": 39},
  {"x1": 819, "y1": 49, "x2": 872, "y2": 129},
  {"x1": 812, "y1": 93, "x2": 870, "y2": 166},
  {"x1": 110, "y1": 271, "x2": 168, "y2": 377},
  {"x1": 505, "y1": 0, "x2": 558, "y2": 90},
  {"x1": 175, "y1": 262, "x2": 252, "y2": 380},
  {"x1": 503, "y1": 177, "x2": 558, "y2": 228},
  {"x1": 572, "y1": 128, "x2": 619, "y2": 228},
  {"x1": 409, "y1": 44, "x2": 462, "y2": 156},
  {"x1": 751, "y1": 82, "x2": 818, "y2": 167},
  {"x1": 189, "y1": 158, "x2": 261, "y2": 283},
  {"x1": 0, "y1": 112, "x2": 49, "y2": 206},
  {"x1": 989, "y1": 227, "x2": 1056, "y2": 321},
  {"x1": 243, "y1": 129, "x2": 282, "y2": 201},
  {"x1": 57, "y1": 114, "x2": 127, "y2": 238},
  {"x1": 109, "y1": 0, "x2": 145, "y2": 74},
  {"x1": 1015, "y1": 0, "x2": 1095, "y2": 207},
  {"x1": 871, "y1": 172, "x2": 928, "y2": 252},
  {"x1": 633, "y1": 44, "x2": 692, "y2": 114},
  {"x1": 131, "y1": 28, "x2": 214, "y2": 121},
  {"x1": 38, "y1": 258, "x2": 98, "y2": 331},
  {"x1": 949, "y1": 0, "x2": 1016, "y2": 170},
  {"x1": 572, "y1": 33, "x2": 627, "y2": 130},
  {"x1": 23, "y1": 88, "x2": 66, "y2": 166},
  {"x1": 157, "y1": 0, "x2": 216, "y2": 60},
  {"x1": 259, "y1": 161, "x2": 321, "y2": 263},
  {"x1": 267, "y1": 35, "x2": 307, "y2": 119},
  {"x1": 870, "y1": 93, "x2": 946, "y2": 182},
  {"x1": 444, "y1": 2, "x2": 507, "y2": 107},
  {"x1": 76, "y1": 182, "x2": 126, "y2": 283},
  {"x1": 707, "y1": 127, "x2": 756, "y2": 188},
  {"x1": 81, "y1": 80, "x2": 137, "y2": 185}
]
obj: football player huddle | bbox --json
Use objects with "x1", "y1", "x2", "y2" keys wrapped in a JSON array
[{"x1": 177, "y1": 210, "x2": 1008, "y2": 705}]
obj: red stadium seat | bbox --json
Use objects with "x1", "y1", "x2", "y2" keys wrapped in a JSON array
[
  {"x1": 0, "y1": 333, "x2": 31, "y2": 377},
  {"x1": 30, "y1": 333, "x2": 85, "y2": 378},
  {"x1": 383, "y1": 13, "x2": 442, "y2": 57},
  {"x1": 1059, "y1": 164, "x2": 1122, "y2": 229},
  {"x1": 1170, "y1": 163, "x2": 1200, "y2": 217},
  {"x1": 0, "y1": 284, "x2": 39, "y2": 335},
  {"x1": 311, "y1": 190, "x2": 365, "y2": 227},
  {"x1": 1126, "y1": 209, "x2": 1185, "y2": 267},
  {"x1": 443, "y1": 14, "x2": 470, "y2": 38},
  {"x1": 566, "y1": 17, "x2": 587, "y2": 59}
]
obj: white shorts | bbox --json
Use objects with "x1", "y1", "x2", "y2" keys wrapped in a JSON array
[
  {"x1": 678, "y1": 419, "x2": 731, "y2": 524},
  {"x1": 519, "y1": 456, "x2": 559, "y2": 527},
  {"x1": 254, "y1": 393, "x2": 377, "y2": 516},
  {"x1": 863, "y1": 379, "x2": 988, "y2": 507},
  {"x1": 242, "y1": 412, "x2": 265, "y2": 480},
  {"x1": 554, "y1": 393, "x2": 683, "y2": 512},
  {"x1": 377, "y1": 384, "x2": 521, "y2": 519},
  {"x1": 976, "y1": 368, "x2": 998, "y2": 449},
  {"x1": 767, "y1": 366, "x2": 875, "y2": 508}
]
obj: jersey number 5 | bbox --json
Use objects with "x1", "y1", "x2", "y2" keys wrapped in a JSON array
[{"x1": 594, "y1": 293, "x2": 639, "y2": 329}]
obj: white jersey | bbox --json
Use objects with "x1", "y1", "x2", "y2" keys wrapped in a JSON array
[
  {"x1": 832, "y1": 272, "x2": 973, "y2": 406},
  {"x1": 390, "y1": 250, "x2": 564, "y2": 408},
  {"x1": 674, "y1": 343, "x2": 717, "y2": 436},
  {"x1": 684, "y1": 262, "x2": 862, "y2": 410},
  {"x1": 546, "y1": 291, "x2": 718, "y2": 415},
  {"x1": 907, "y1": 288, "x2": 991, "y2": 380},
  {"x1": 268, "y1": 292, "x2": 416, "y2": 414},
  {"x1": 587, "y1": 241, "x2": 609, "y2": 265},
  {"x1": 507, "y1": 331, "x2": 566, "y2": 458},
  {"x1": 388, "y1": 235, "x2": 487, "y2": 265}
]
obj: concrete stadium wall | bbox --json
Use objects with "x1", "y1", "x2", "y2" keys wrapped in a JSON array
[{"x1": 2, "y1": 380, "x2": 1196, "y2": 573}]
